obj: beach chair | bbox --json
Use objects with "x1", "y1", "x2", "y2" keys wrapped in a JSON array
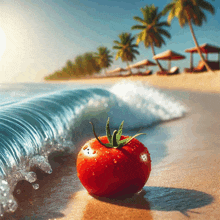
[
  {"x1": 184, "y1": 60, "x2": 206, "y2": 73},
  {"x1": 167, "y1": 66, "x2": 179, "y2": 75},
  {"x1": 142, "y1": 70, "x2": 153, "y2": 75},
  {"x1": 156, "y1": 69, "x2": 168, "y2": 75}
]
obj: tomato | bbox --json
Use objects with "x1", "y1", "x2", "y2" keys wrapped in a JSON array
[{"x1": 76, "y1": 118, "x2": 151, "y2": 198}]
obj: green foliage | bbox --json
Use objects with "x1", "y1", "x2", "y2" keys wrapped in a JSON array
[
  {"x1": 45, "y1": 52, "x2": 101, "y2": 80},
  {"x1": 90, "y1": 118, "x2": 145, "y2": 149},
  {"x1": 94, "y1": 47, "x2": 113, "y2": 72},
  {"x1": 132, "y1": 4, "x2": 171, "y2": 48},
  {"x1": 45, "y1": 47, "x2": 114, "y2": 80},
  {"x1": 162, "y1": 0, "x2": 215, "y2": 72},
  {"x1": 163, "y1": 0, "x2": 215, "y2": 27},
  {"x1": 113, "y1": 32, "x2": 139, "y2": 63}
]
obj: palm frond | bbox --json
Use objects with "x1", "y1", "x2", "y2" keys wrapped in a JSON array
[
  {"x1": 162, "y1": 3, "x2": 174, "y2": 15},
  {"x1": 131, "y1": 25, "x2": 146, "y2": 30},
  {"x1": 112, "y1": 32, "x2": 140, "y2": 63},
  {"x1": 157, "y1": 28, "x2": 171, "y2": 39},
  {"x1": 199, "y1": 0, "x2": 215, "y2": 15},
  {"x1": 113, "y1": 40, "x2": 121, "y2": 45},
  {"x1": 133, "y1": 16, "x2": 146, "y2": 25},
  {"x1": 112, "y1": 45, "x2": 122, "y2": 50}
]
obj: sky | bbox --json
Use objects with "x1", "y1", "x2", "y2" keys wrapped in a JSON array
[{"x1": 0, "y1": 0, "x2": 219, "y2": 83}]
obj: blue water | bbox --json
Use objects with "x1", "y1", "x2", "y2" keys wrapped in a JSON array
[{"x1": 0, "y1": 80, "x2": 187, "y2": 216}]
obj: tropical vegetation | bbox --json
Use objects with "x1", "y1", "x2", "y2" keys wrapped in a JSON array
[
  {"x1": 44, "y1": 1, "x2": 217, "y2": 81},
  {"x1": 45, "y1": 48, "x2": 112, "y2": 80},
  {"x1": 131, "y1": 4, "x2": 171, "y2": 71},
  {"x1": 112, "y1": 32, "x2": 139, "y2": 74},
  {"x1": 94, "y1": 47, "x2": 113, "y2": 74},
  {"x1": 163, "y1": 0, "x2": 215, "y2": 72}
]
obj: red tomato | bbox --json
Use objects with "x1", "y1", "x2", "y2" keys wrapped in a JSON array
[{"x1": 76, "y1": 135, "x2": 151, "y2": 198}]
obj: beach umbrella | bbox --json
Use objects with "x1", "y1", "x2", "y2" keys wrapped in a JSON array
[
  {"x1": 129, "y1": 59, "x2": 156, "y2": 69},
  {"x1": 125, "y1": 59, "x2": 156, "y2": 75},
  {"x1": 153, "y1": 50, "x2": 185, "y2": 70},
  {"x1": 107, "y1": 67, "x2": 127, "y2": 75}
]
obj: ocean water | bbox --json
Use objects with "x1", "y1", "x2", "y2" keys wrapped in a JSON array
[{"x1": 0, "y1": 80, "x2": 187, "y2": 217}]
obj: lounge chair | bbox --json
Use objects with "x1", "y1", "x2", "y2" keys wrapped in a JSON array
[
  {"x1": 156, "y1": 69, "x2": 168, "y2": 75},
  {"x1": 135, "y1": 70, "x2": 152, "y2": 76},
  {"x1": 156, "y1": 67, "x2": 180, "y2": 76},
  {"x1": 167, "y1": 66, "x2": 179, "y2": 75},
  {"x1": 185, "y1": 60, "x2": 206, "y2": 73},
  {"x1": 141, "y1": 70, "x2": 153, "y2": 75}
]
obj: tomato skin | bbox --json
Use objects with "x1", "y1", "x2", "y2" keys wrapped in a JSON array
[{"x1": 76, "y1": 135, "x2": 151, "y2": 198}]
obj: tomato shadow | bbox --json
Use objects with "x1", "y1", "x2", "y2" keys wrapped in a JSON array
[{"x1": 93, "y1": 186, "x2": 214, "y2": 217}]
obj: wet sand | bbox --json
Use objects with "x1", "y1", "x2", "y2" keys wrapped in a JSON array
[
  {"x1": 61, "y1": 90, "x2": 220, "y2": 220},
  {"x1": 4, "y1": 73, "x2": 220, "y2": 219}
]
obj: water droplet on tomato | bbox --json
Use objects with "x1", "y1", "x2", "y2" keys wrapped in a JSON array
[
  {"x1": 113, "y1": 159, "x2": 117, "y2": 164},
  {"x1": 140, "y1": 153, "x2": 148, "y2": 162},
  {"x1": 92, "y1": 172, "x2": 95, "y2": 176},
  {"x1": 105, "y1": 151, "x2": 110, "y2": 154}
]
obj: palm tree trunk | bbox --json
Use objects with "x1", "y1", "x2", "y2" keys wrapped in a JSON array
[
  {"x1": 188, "y1": 19, "x2": 213, "y2": 73},
  {"x1": 150, "y1": 44, "x2": 164, "y2": 71},
  {"x1": 126, "y1": 61, "x2": 132, "y2": 75}
]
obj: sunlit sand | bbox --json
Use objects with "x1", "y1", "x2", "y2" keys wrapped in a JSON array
[
  {"x1": 6, "y1": 73, "x2": 220, "y2": 219},
  {"x1": 54, "y1": 71, "x2": 220, "y2": 219},
  {"x1": 65, "y1": 70, "x2": 220, "y2": 93}
]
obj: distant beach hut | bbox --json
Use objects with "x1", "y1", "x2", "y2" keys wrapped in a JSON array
[
  {"x1": 185, "y1": 43, "x2": 220, "y2": 71},
  {"x1": 106, "y1": 67, "x2": 127, "y2": 76},
  {"x1": 153, "y1": 50, "x2": 186, "y2": 70}
]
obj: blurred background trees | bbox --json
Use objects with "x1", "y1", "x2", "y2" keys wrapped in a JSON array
[{"x1": 44, "y1": 48, "x2": 112, "y2": 80}]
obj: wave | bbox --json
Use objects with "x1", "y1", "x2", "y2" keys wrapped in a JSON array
[{"x1": 0, "y1": 80, "x2": 187, "y2": 216}]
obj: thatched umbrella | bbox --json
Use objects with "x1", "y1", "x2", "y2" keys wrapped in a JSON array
[
  {"x1": 106, "y1": 67, "x2": 127, "y2": 76},
  {"x1": 129, "y1": 59, "x2": 156, "y2": 69},
  {"x1": 153, "y1": 50, "x2": 185, "y2": 70},
  {"x1": 126, "y1": 59, "x2": 156, "y2": 75}
]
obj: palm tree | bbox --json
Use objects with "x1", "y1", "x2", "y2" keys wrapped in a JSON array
[
  {"x1": 94, "y1": 47, "x2": 113, "y2": 74},
  {"x1": 163, "y1": 0, "x2": 215, "y2": 72},
  {"x1": 131, "y1": 4, "x2": 171, "y2": 71},
  {"x1": 82, "y1": 52, "x2": 101, "y2": 75},
  {"x1": 113, "y1": 32, "x2": 139, "y2": 74}
]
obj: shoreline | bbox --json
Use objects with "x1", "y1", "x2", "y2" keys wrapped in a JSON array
[
  {"x1": 61, "y1": 89, "x2": 220, "y2": 220},
  {"x1": 4, "y1": 74, "x2": 220, "y2": 219},
  {"x1": 49, "y1": 70, "x2": 220, "y2": 94}
]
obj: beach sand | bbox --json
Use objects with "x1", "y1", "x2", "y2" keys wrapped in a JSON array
[
  {"x1": 4, "y1": 71, "x2": 220, "y2": 219},
  {"x1": 66, "y1": 70, "x2": 220, "y2": 93},
  {"x1": 62, "y1": 89, "x2": 220, "y2": 220}
]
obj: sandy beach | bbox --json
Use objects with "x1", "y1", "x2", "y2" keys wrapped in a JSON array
[
  {"x1": 64, "y1": 82, "x2": 220, "y2": 220},
  {"x1": 66, "y1": 70, "x2": 220, "y2": 93},
  {"x1": 4, "y1": 71, "x2": 220, "y2": 220}
]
